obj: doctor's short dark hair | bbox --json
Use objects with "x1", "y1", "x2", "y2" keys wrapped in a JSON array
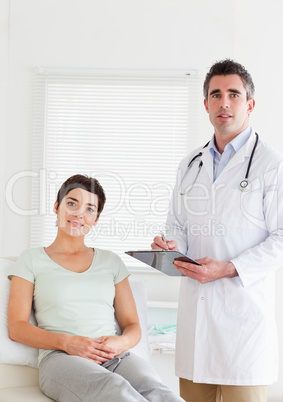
[
  {"x1": 203, "y1": 59, "x2": 255, "y2": 101},
  {"x1": 55, "y1": 174, "x2": 106, "y2": 217}
]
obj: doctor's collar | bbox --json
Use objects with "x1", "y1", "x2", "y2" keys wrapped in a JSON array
[{"x1": 209, "y1": 126, "x2": 252, "y2": 157}]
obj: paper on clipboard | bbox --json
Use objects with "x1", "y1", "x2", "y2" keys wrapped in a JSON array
[{"x1": 125, "y1": 250, "x2": 200, "y2": 276}]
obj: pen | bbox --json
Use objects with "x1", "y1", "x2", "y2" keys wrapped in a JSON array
[{"x1": 160, "y1": 231, "x2": 167, "y2": 246}]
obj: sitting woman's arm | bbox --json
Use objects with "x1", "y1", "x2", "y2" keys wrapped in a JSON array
[
  {"x1": 98, "y1": 277, "x2": 141, "y2": 356},
  {"x1": 8, "y1": 276, "x2": 115, "y2": 364}
]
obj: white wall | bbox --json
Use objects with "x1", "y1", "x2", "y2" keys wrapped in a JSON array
[
  {"x1": 0, "y1": 0, "x2": 10, "y2": 258},
  {"x1": 1, "y1": 0, "x2": 283, "y2": 400}
]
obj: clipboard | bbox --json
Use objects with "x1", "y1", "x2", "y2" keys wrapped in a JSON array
[{"x1": 125, "y1": 250, "x2": 200, "y2": 276}]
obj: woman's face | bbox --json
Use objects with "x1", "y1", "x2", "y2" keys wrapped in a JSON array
[{"x1": 54, "y1": 188, "x2": 99, "y2": 237}]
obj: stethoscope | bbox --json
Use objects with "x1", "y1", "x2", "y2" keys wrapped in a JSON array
[{"x1": 178, "y1": 132, "x2": 259, "y2": 195}]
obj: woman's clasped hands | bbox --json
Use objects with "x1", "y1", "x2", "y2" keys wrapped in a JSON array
[{"x1": 63, "y1": 334, "x2": 120, "y2": 365}]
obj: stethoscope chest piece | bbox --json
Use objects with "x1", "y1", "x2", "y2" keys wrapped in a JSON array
[{"x1": 239, "y1": 179, "x2": 251, "y2": 192}]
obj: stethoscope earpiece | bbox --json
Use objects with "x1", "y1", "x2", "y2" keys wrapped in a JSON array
[{"x1": 239, "y1": 179, "x2": 251, "y2": 192}]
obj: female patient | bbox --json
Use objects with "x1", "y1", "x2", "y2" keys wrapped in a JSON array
[{"x1": 8, "y1": 174, "x2": 183, "y2": 402}]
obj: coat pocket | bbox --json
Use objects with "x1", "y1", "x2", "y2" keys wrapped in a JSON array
[
  {"x1": 220, "y1": 180, "x2": 265, "y2": 232},
  {"x1": 223, "y1": 277, "x2": 266, "y2": 315}
]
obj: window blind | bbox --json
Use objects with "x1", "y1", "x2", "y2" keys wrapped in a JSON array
[{"x1": 31, "y1": 68, "x2": 202, "y2": 268}]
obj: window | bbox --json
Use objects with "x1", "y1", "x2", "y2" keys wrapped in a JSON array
[{"x1": 31, "y1": 68, "x2": 202, "y2": 268}]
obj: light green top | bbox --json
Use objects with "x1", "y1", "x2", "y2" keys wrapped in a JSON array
[{"x1": 9, "y1": 247, "x2": 129, "y2": 364}]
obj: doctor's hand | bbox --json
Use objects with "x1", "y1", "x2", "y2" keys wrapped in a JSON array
[
  {"x1": 151, "y1": 236, "x2": 178, "y2": 251},
  {"x1": 173, "y1": 257, "x2": 238, "y2": 284}
]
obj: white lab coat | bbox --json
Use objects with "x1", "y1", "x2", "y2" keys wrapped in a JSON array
[{"x1": 167, "y1": 130, "x2": 283, "y2": 385}]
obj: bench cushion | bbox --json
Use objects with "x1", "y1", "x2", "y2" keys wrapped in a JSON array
[
  {"x1": 0, "y1": 258, "x2": 38, "y2": 368},
  {"x1": 0, "y1": 386, "x2": 53, "y2": 401}
]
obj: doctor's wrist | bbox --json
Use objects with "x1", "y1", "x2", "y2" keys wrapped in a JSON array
[{"x1": 224, "y1": 261, "x2": 238, "y2": 278}]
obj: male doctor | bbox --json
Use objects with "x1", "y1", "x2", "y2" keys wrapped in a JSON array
[{"x1": 152, "y1": 59, "x2": 283, "y2": 402}]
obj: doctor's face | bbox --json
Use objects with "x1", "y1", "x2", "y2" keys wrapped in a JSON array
[{"x1": 204, "y1": 74, "x2": 255, "y2": 143}]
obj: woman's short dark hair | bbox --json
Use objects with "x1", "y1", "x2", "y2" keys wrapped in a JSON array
[
  {"x1": 56, "y1": 174, "x2": 106, "y2": 217},
  {"x1": 203, "y1": 59, "x2": 255, "y2": 101}
]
